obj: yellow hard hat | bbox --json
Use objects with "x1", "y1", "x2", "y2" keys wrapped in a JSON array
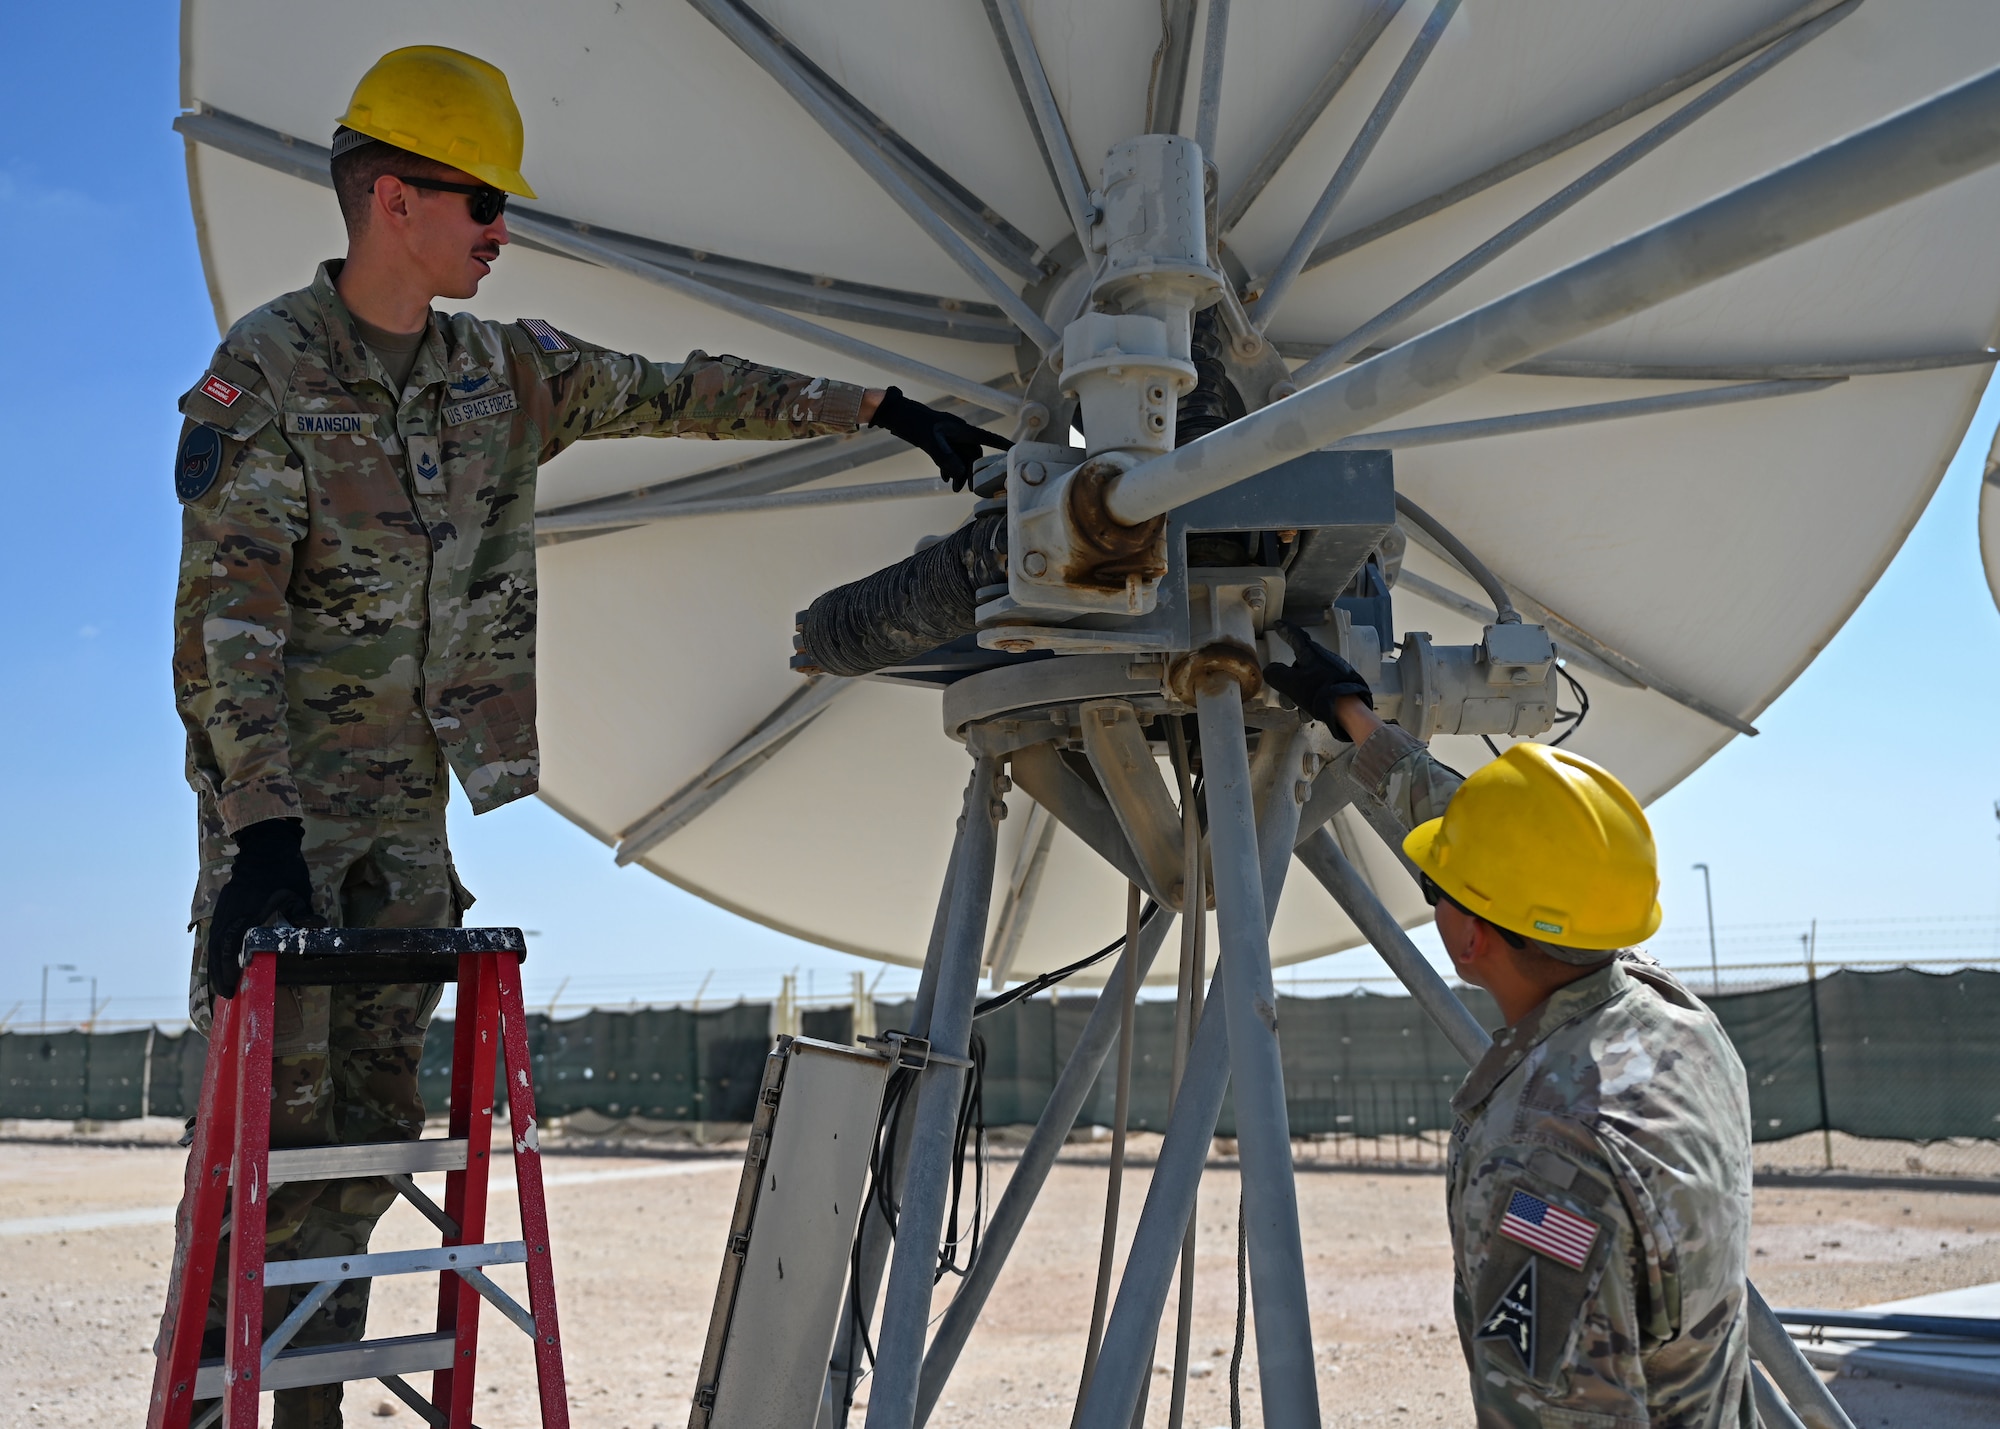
[
  {"x1": 1404, "y1": 742, "x2": 1662, "y2": 953},
  {"x1": 336, "y1": 46, "x2": 537, "y2": 199}
]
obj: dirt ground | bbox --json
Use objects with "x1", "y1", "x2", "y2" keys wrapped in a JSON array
[{"x1": 4, "y1": 1125, "x2": 1999, "y2": 1428}]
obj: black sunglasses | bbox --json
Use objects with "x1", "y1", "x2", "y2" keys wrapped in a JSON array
[
  {"x1": 396, "y1": 175, "x2": 509, "y2": 225},
  {"x1": 1420, "y1": 873, "x2": 1526, "y2": 948}
]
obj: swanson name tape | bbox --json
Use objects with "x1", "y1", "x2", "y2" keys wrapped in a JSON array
[{"x1": 285, "y1": 412, "x2": 368, "y2": 435}]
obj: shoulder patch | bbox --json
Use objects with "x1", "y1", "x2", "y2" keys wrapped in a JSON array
[
  {"x1": 1477, "y1": 1260, "x2": 1536, "y2": 1369},
  {"x1": 198, "y1": 372, "x2": 245, "y2": 407},
  {"x1": 1499, "y1": 1188, "x2": 1598, "y2": 1269},
  {"x1": 517, "y1": 318, "x2": 572, "y2": 353},
  {"x1": 176, "y1": 425, "x2": 224, "y2": 503}
]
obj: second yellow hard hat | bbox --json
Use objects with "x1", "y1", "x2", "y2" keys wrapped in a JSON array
[
  {"x1": 336, "y1": 45, "x2": 537, "y2": 198},
  {"x1": 1404, "y1": 742, "x2": 1662, "y2": 952}
]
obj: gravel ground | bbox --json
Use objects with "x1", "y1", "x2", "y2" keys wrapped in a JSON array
[{"x1": 3, "y1": 1128, "x2": 1997, "y2": 1427}]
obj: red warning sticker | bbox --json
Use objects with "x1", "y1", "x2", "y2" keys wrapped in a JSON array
[{"x1": 199, "y1": 373, "x2": 245, "y2": 407}]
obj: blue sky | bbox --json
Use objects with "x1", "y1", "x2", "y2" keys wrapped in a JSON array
[{"x1": 5, "y1": 5, "x2": 1999, "y2": 1029}]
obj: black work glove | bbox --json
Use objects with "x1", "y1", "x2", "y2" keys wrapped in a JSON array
[
  {"x1": 205, "y1": 817, "x2": 318, "y2": 1000},
  {"x1": 869, "y1": 386, "x2": 1013, "y2": 492},
  {"x1": 1262, "y1": 620, "x2": 1375, "y2": 741}
]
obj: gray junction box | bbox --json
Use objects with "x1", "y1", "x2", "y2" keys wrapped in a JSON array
[{"x1": 690, "y1": 1035, "x2": 892, "y2": 1429}]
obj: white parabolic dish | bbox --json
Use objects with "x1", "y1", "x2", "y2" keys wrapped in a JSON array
[{"x1": 179, "y1": 0, "x2": 2000, "y2": 977}]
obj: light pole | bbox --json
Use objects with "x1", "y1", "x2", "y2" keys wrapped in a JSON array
[
  {"x1": 1692, "y1": 864, "x2": 1719, "y2": 996},
  {"x1": 40, "y1": 963, "x2": 76, "y2": 1034},
  {"x1": 69, "y1": 974, "x2": 98, "y2": 1032}
]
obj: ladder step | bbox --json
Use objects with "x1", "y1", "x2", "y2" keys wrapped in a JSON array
[
  {"x1": 265, "y1": 1138, "x2": 468, "y2": 1185},
  {"x1": 263, "y1": 1239, "x2": 527, "y2": 1288},
  {"x1": 193, "y1": 1330, "x2": 456, "y2": 1397}
]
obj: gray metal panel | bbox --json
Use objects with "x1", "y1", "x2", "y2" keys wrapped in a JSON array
[{"x1": 708, "y1": 1038, "x2": 891, "y2": 1429}]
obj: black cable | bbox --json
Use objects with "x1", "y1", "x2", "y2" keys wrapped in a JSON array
[
  {"x1": 1478, "y1": 664, "x2": 1591, "y2": 756},
  {"x1": 1230, "y1": 1187, "x2": 1248, "y2": 1429},
  {"x1": 935, "y1": 1033, "x2": 987, "y2": 1284},
  {"x1": 1549, "y1": 663, "x2": 1592, "y2": 747},
  {"x1": 973, "y1": 900, "x2": 1164, "y2": 1018},
  {"x1": 842, "y1": 1063, "x2": 916, "y2": 1384}
]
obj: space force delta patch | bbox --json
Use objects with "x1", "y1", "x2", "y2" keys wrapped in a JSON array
[
  {"x1": 1477, "y1": 1260, "x2": 1537, "y2": 1369},
  {"x1": 443, "y1": 389, "x2": 519, "y2": 425},
  {"x1": 285, "y1": 412, "x2": 367, "y2": 435}
]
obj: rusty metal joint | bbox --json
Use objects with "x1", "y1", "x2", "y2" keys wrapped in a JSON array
[{"x1": 1167, "y1": 639, "x2": 1265, "y2": 704}]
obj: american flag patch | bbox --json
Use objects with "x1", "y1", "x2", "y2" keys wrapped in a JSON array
[
  {"x1": 1498, "y1": 1189, "x2": 1598, "y2": 1269},
  {"x1": 199, "y1": 373, "x2": 244, "y2": 407},
  {"x1": 518, "y1": 318, "x2": 571, "y2": 353}
]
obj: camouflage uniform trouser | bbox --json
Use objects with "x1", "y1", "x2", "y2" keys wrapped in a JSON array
[{"x1": 185, "y1": 806, "x2": 472, "y2": 1429}]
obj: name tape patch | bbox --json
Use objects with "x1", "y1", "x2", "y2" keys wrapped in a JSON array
[
  {"x1": 285, "y1": 412, "x2": 367, "y2": 435},
  {"x1": 199, "y1": 373, "x2": 244, "y2": 407},
  {"x1": 443, "y1": 389, "x2": 520, "y2": 426},
  {"x1": 518, "y1": 318, "x2": 572, "y2": 353}
]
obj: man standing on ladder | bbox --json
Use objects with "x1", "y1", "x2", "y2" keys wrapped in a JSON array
[
  {"x1": 1267, "y1": 629, "x2": 1755, "y2": 1426},
  {"x1": 172, "y1": 45, "x2": 1005, "y2": 1426}
]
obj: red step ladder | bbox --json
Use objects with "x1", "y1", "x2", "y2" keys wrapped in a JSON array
[{"x1": 147, "y1": 927, "x2": 570, "y2": 1428}]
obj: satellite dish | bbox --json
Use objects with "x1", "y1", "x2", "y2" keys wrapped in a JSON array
[
  {"x1": 177, "y1": 0, "x2": 2000, "y2": 980},
  {"x1": 1983, "y1": 425, "x2": 2000, "y2": 613}
]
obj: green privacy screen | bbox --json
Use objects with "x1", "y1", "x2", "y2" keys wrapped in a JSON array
[{"x1": 7, "y1": 969, "x2": 1997, "y2": 1144}]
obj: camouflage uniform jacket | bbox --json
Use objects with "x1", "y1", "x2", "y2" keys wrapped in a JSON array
[
  {"x1": 174, "y1": 260, "x2": 867, "y2": 832},
  {"x1": 1350, "y1": 724, "x2": 1755, "y2": 1428}
]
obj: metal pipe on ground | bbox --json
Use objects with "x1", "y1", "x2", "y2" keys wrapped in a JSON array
[
  {"x1": 1105, "y1": 62, "x2": 2000, "y2": 526},
  {"x1": 1747, "y1": 1281, "x2": 1860, "y2": 1429}
]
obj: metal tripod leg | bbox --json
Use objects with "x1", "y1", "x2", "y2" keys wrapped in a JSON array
[
  {"x1": 1077, "y1": 973, "x2": 1231, "y2": 1429},
  {"x1": 863, "y1": 757, "x2": 1005, "y2": 1429},
  {"x1": 1194, "y1": 682, "x2": 1321, "y2": 1429},
  {"x1": 825, "y1": 821, "x2": 967, "y2": 1428},
  {"x1": 1078, "y1": 718, "x2": 1313, "y2": 1429},
  {"x1": 913, "y1": 898, "x2": 1177, "y2": 1426},
  {"x1": 1298, "y1": 826, "x2": 1856, "y2": 1429}
]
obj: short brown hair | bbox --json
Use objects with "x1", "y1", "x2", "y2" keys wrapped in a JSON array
[{"x1": 329, "y1": 130, "x2": 454, "y2": 232}]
